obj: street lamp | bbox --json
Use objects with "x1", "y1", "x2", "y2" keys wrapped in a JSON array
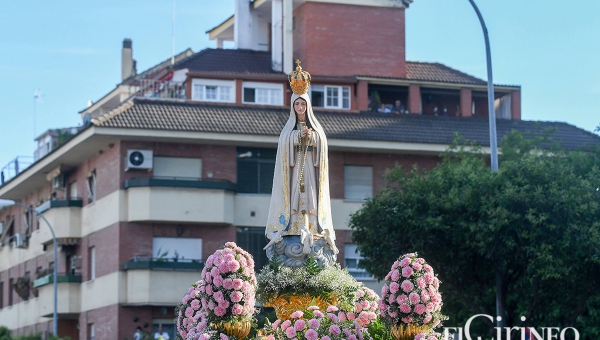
[
  {"x1": 0, "y1": 199, "x2": 58, "y2": 336},
  {"x1": 467, "y1": 0, "x2": 503, "y2": 330}
]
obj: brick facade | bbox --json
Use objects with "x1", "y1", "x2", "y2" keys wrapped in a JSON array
[{"x1": 293, "y1": 2, "x2": 406, "y2": 78}]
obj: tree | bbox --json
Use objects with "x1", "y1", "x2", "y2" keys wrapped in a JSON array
[{"x1": 349, "y1": 131, "x2": 600, "y2": 338}]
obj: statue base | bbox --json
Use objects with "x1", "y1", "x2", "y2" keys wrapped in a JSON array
[{"x1": 265, "y1": 235, "x2": 337, "y2": 267}]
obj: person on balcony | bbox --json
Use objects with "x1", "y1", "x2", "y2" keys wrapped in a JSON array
[{"x1": 391, "y1": 99, "x2": 405, "y2": 115}]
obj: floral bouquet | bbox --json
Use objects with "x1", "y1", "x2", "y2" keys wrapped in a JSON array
[
  {"x1": 348, "y1": 284, "x2": 379, "y2": 327},
  {"x1": 178, "y1": 242, "x2": 258, "y2": 340},
  {"x1": 201, "y1": 242, "x2": 258, "y2": 323},
  {"x1": 261, "y1": 305, "x2": 370, "y2": 340},
  {"x1": 176, "y1": 280, "x2": 208, "y2": 339},
  {"x1": 379, "y1": 253, "x2": 447, "y2": 329}
]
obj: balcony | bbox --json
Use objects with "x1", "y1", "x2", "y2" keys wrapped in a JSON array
[
  {"x1": 33, "y1": 273, "x2": 82, "y2": 317},
  {"x1": 35, "y1": 198, "x2": 83, "y2": 245},
  {"x1": 0, "y1": 156, "x2": 33, "y2": 186},
  {"x1": 124, "y1": 263, "x2": 204, "y2": 305},
  {"x1": 123, "y1": 256, "x2": 204, "y2": 271},
  {"x1": 132, "y1": 79, "x2": 186, "y2": 101},
  {"x1": 124, "y1": 178, "x2": 236, "y2": 224}
]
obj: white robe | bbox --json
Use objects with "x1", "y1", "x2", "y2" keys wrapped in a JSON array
[{"x1": 265, "y1": 93, "x2": 338, "y2": 254}]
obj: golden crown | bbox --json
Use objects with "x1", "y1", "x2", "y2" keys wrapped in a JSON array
[{"x1": 288, "y1": 60, "x2": 311, "y2": 95}]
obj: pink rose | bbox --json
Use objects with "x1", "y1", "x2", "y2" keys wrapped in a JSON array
[
  {"x1": 409, "y1": 292, "x2": 421, "y2": 304},
  {"x1": 396, "y1": 294, "x2": 408, "y2": 304},
  {"x1": 423, "y1": 314, "x2": 432, "y2": 324},
  {"x1": 426, "y1": 302, "x2": 435, "y2": 312},
  {"x1": 423, "y1": 264, "x2": 433, "y2": 273},
  {"x1": 285, "y1": 326, "x2": 296, "y2": 339},
  {"x1": 389, "y1": 282, "x2": 400, "y2": 294},
  {"x1": 247, "y1": 257, "x2": 255, "y2": 268},
  {"x1": 206, "y1": 255, "x2": 214, "y2": 267},
  {"x1": 387, "y1": 294, "x2": 396, "y2": 304},
  {"x1": 388, "y1": 310, "x2": 397, "y2": 318},
  {"x1": 210, "y1": 267, "x2": 220, "y2": 277},
  {"x1": 208, "y1": 300, "x2": 216, "y2": 310},
  {"x1": 220, "y1": 333, "x2": 228, "y2": 340},
  {"x1": 281, "y1": 320, "x2": 291, "y2": 330},
  {"x1": 421, "y1": 291, "x2": 430, "y2": 302},
  {"x1": 338, "y1": 312, "x2": 347, "y2": 321},
  {"x1": 294, "y1": 320, "x2": 306, "y2": 331},
  {"x1": 329, "y1": 325, "x2": 341, "y2": 335},
  {"x1": 313, "y1": 310, "x2": 324, "y2": 318},
  {"x1": 326, "y1": 306, "x2": 339, "y2": 312},
  {"x1": 399, "y1": 303, "x2": 411, "y2": 313},
  {"x1": 401, "y1": 316, "x2": 413, "y2": 323},
  {"x1": 402, "y1": 266, "x2": 414, "y2": 278},
  {"x1": 213, "y1": 291, "x2": 224, "y2": 302},
  {"x1": 228, "y1": 260, "x2": 241, "y2": 272},
  {"x1": 290, "y1": 311, "x2": 304, "y2": 319},
  {"x1": 328, "y1": 313, "x2": 339, "y2": 323},
  {"x1": 231, "y1": 303, "x2": 243, "y2": 315},
  {"x1": 424, "y1": 273, "x2": 434, "y2": 284},
  {"x1": 218, "y1": 300, "x2": 230, "y2": 309},
  {"x1": 223, "y1": 279, "x2": 234, "y2": 290},
  {"x1": 214, "y1": 306, "x2": 226, "y2": 317},
  {"x1": 272, "y1": 319, "x2": 281, "y2": 329},
  {"x1": 399, "y1": 258, "x2": 411, "y2": 267},
  {"x1": 361, "y1": 300, "x2": 370, "y2": 309},
  {"x1": 213, "y1": 275, "x2": 223, "y2": 287},
  {"x1": 401, "y1": 280, "x2": 414, "y2": 293},
  {"x1": 219, "y1": 262, "x2": 229, "y2": 273},
  {"x1": 230, "y1": 291, "x2": 243, "y2": 303},
  {"x1": 414, "y1": 304, "x2": 426, "y2": 315},
  {"x1": 308, "y1": 319, "x2": 320, "y2": 329},
  {"x1": 416, "y1": 277, "x2": 426, "y2": 289},
  {"x1": 243, "y1": 267, "x2": 253, "y2": 277},
  {"x1": 412, "y1": 263, "x2": 422, "y2": 271},
  {"x1": 381, "y1": 285, "x2": 389, "y2": 297},
  {"x1": 305, "y1": 329, "x2": 318, "y2": 340},
  {"x1": 266, "y1": 335, "x2": 275, "y2": 340},
  {"x1": 232, "y1": 279, "x2": 243, "y2": 290},
  {"x1": 191, "y1": 299, "x2": 201, "y2": 310},
  {"x1": 347, "y1": 312, "x2": 356, "y2": 320},
  {"x1": 391, "y1": 270, "x2": 400, "y2": 281}
]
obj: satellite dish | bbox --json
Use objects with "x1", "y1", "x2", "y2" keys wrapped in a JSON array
[{"x1": 82, "y1": 113, "x2": 92, "y2": 126}]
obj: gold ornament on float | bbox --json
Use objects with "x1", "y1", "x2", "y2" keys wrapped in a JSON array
[
  {"x1": 215, "y1": 319, "x2": 252, "y2": 340},
  {"x1": 288, "y1": 60, "x2": 311, "y2": 95},
  {"x1": 390, "y1": 323, "x2": 432, "y2": 340},
  {"x1": 264, "y1": 294, "x2": 337, "y2": 320}
]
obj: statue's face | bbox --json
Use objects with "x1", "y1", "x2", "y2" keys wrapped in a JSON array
[{"x1": 294, "y1": 99, "x2": 307, "y2": 121}]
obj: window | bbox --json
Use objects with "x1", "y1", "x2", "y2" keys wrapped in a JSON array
[
  {"x1": 242, "y1": 82, "x2": 283, "y2": 106},
  {"x1": 310, "y1": 85, "x2": 351, "y2": 109},
  {"x1": 192, "y1": 79, "x2": 235, "y2": 103},
  {"x1": 153, "y1": 157, "x2": 202, "y2": 179},
  {"x1": 89, "y1": 323, "x2": 95, "y2": 340},
  {"x1": 8, "y1": 278, "x2": 13, "y2": 306},
  {"x1": 153, "y1": 237, "x2": 202, "y2": 261},
  {"x1": 236, "y1": 227, "x2": 268, "y2": 271},
  {"x1": 69, "y1": 181, "x2": 78, "y2": 199},
  {"x1": 86, "y1": 170, "x2": 96, "y2": 203},
  {"x1": 344, "y1": 244, "x2": 374, "y2": 280},
  {"x1": 89, "y1": 246, "x2": 96, "y2": 281},
  {"x1": 344, "y1": 166, "x2": 373, "y2": 200},
  {"x1": 236, "y1": 147, "x2": 277, "y2": 194}
]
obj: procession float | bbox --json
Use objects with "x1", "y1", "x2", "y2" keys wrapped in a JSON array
[{"x1": 174, "y1": 62, "x2": 448, "y2": 340}]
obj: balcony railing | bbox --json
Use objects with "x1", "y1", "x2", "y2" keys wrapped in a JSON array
[
  {"x1": 124, "y1": 177, "x2": 237, "y2": 191},
  {"x1": 33, "y1": 273, "x2": 83, "y2": 288},
  {"x1": 132, "y1": 79, "x2": 186, "y2": 100},
  {"x1": 35, "y1": 197, "x2": 83, "y2": 214},
  {"x1": 0, "y1": 156, "x2": 33, "y2": 186},
  {"x1": 123, "y1": 255, "x2": 204, "y2": 271}
]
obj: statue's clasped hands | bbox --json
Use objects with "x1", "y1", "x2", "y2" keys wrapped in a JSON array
[{"x1": 301, "y1": 126, "x2": 312, "y2": 138}]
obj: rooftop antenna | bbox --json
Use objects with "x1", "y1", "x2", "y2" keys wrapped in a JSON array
[
  {"x1": 33, "y1": 89, "x2": 42, "y2": 139},
  {"x1": 171, "y1": 0, "x2": 176, "y2": 65}
]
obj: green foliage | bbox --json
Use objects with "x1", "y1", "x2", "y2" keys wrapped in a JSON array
[
  {"x1": 366, "y1": 318, "x2": 393, "y2": 340},
  {"x1": 349, "y1": 130, "x2": 600, "y2": 338},
  {"x1": 256, "y1": 260, "x2": 359, "y2": 310},
  {"x1": 0, "y1": 326, "x2": 11, "y2": 340}
]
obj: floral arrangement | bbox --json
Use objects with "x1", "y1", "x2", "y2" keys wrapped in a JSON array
[
  {"x1": 257, "y1": 256, "x2": 359, "y2": 310},
  {"x1": 176, "y1": 280, "x2": 208, "y2": 339},
  {"x1": 177, "y1": 242, "x2": 258, "y2": 340},
  {"x1": 348, "y1": 284, "x2": 379, "y2": 327},
  {"x1": 379, "y1": 253, "x2": 447, "y2": 328},
  {"x1": 415, "y1": 330, "x2": 446, "y2": 340},
  {"x1": 201, "y1": 242, "x2": 257, "y2": 323},
  {"x1": 261, "y1": 305, "x2": 371, "y2": 340}
]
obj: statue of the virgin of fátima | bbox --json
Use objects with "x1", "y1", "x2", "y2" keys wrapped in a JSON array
[{"x1": 264, "y1": 61, "x2": 338, "y2": 267}]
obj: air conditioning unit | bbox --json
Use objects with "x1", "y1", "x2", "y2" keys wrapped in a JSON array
[
  {"x1": 126, "y1": 150, "x2": 153, "y2": 171},
  {"x1": 14, "y1": 233, "x2": 27, "y2": 249},
  {"x1": 52, "y1": 173, "x2": 66, "y2": 189}
]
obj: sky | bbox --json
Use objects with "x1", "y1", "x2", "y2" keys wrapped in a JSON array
[{"x1": 1, "y1": 0, "x2": 599, "y2": 171}]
